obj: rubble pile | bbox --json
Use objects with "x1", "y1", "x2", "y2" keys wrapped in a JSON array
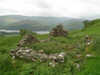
[
  {"x1": 17, "y1": 34, "x2": 39, "y2": 47},
  {"x1": 10, "y1": 47, "x2": 66, "y2": 65},
  {"x1": 50, "y1": 24, "x2": 68, "y2": 37},
  {"x1": 10, "y1": 47, "x2": 48, "y2": 62}
]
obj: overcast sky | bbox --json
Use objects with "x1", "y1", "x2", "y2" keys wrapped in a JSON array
[{"x1": 0, "y1": 0, "x2": 100, "y2": 18}]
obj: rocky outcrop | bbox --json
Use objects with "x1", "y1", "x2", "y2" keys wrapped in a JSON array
[{"x1": 50, "y1": 24, "x2": 68, "y2": 37}]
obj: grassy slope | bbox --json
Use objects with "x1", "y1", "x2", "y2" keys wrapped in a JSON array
[
  {"x1": 0, "y1": 19, "x2": 100, "y2": 75},
  {"x1": 72, "y1": 19, "x2": 100, "y2": 75}
]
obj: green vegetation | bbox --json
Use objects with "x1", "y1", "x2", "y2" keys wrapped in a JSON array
[
  {"x1": 19, "y1": 29, "x2": 37, "y2": 37},
  {"x1": 0, "y1": 19, "x2": 100, "y2": 75},
  {"x1": 0, "y1": 15, "x2": 84, "y2": 31}
]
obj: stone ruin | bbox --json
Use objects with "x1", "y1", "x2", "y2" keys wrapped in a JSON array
[
  {"x1": 17, "y1": 34, "x2": 39, "y2": 47},
  {"x1": 10, "y1": 33, "x2": 66, "y2": 67},
  {"x1": 50, "y1": 24, "x2": 68, "y2": 37},
  {"x1": 10, "y1": 47, "x2": 47, "y2": 62},
  {"x1": 10, "y1": 47, "x2": 66, "y2": 67}
]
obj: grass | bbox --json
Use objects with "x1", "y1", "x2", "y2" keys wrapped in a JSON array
[{"x1": 0, "y1": 19, "x2": 100, "y2": 75}]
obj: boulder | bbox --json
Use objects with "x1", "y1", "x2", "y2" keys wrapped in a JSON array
[
  {"x1": 85, "y1": 54, "x2": 94, "y2": 57},
  {"x1": 10, "y1": 47, "x2": 34, "y2": 60},
  {"x1": 48, "y1": 52, "x2": 66, "y2": 63}
]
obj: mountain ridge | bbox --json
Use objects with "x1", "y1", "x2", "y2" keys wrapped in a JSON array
[{"x1": 0, "y1": 15, "x2": 84, "y2": 31}]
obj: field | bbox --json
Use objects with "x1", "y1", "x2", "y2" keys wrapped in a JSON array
[{"x1": 0, "y1": 19, "x2": 100, "y2": 75}]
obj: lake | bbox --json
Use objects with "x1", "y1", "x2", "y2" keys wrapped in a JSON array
[{"x1": 0, "y1": 29, "x2": 49, "y2": 34}]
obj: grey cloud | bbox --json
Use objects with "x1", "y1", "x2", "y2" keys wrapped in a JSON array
[
  {"x1": 36, "y1": 0, "x2": 51, "y2": 9},
  {"x1": 0, "y1": 0, "x2": 100, "y2": 18}
]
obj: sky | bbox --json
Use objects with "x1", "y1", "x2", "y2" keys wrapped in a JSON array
[{"x1": 0, "y1": 0, "x2": 100, "y2": 18}]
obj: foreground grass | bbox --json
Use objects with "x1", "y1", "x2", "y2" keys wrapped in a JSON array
[{"x1": 0, "y1": 20, "x2": 100, "y2": 75}]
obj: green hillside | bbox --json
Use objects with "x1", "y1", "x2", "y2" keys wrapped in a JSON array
[
  {"x1": 0, "y1": 15, "x2": 84, "y2": 30},
  {"x1": 0, "y1": 19, "x2": 100, "y2": 75},
  {"x1": 0, "y1": 15, "x2": 27, "y2": 27}
]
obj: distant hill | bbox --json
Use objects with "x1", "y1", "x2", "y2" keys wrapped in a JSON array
[
  {"x1": 0, "y1": 15, "x2": 84, "y2": 31},
  {"x1": 0, "y1": 15, "x2": 28, "y2": 27}
]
